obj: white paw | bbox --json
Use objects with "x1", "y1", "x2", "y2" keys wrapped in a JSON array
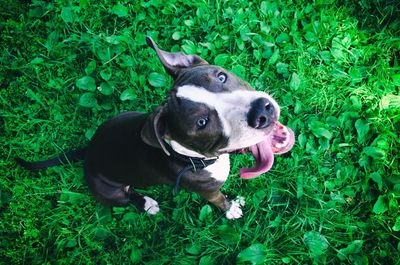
[
  {"x1": 226, "y1": 196, "x2": 245, "y2": 220},
  {"x1": 143, "y1": 196, "x2": 160, "y2": 215}
]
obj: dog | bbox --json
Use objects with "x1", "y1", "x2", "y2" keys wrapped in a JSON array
[{"x1": 17, "y1": 36, "x2": 295, "y2": 219}]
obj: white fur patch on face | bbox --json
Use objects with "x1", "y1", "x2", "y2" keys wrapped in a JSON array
[
  {"x1": 143, "y1": 196, "x2": 160, "y2": 215},
  {"x1": 176, "y1": 85, "x2": 280, "y2": 152},
  {"x1": 226, "y1": 196, "x2": 245, "y2": 219},
  {"x1": 204, "y1": 154, "x2": 230, "y2": 182}
]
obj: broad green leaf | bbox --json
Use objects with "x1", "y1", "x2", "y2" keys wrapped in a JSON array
[
  {"x1": 79, "y1": 92, "x2": 97, "y2": 108},
  {"x1": 289, "y1": 72, "x2": 300, "y2": 90},
  {"x1": 199, "y1": 205, "x2": 213, "y2": 222},
  {"x1": 199, "y1": 255, "x2": 214, "y2": 265},
  {"x1": 30, "y1": 57, "x2": 44, "y2": 65},
  {"x1": 65, "y1": 239, "x2": 77, "y2": 248},
  {"x1": 99, "y1": 82, "x2": 113, "y2": 96},
  {"x1": 85, "y1": 127, "x2": 96, "y2": 140},
  {"x1": 76, "y1": 76, "x2": 96, "y2": 91},
  {"x1": 309, "y1": 121, "x2": 332, "y2": 139},
  {"x1": 349, "y1": 67, "x2": 363, "y2": 83},
  {"x1": 93, "y1": 227, "x2": 111, "y2": 240},
  {"x1": 252, "y1": 190, "x2": 267, "y2": 204},
  {"x1": 59, "y1": 190, "x2": 87, "y2": 204},
  {"x1": 120, "y1": 88, "x2": 137, "y2": 101},
  {"x1": 28, "y1": 7, "x2": 44, "y2": 18},
  {"x1": 276, "y1": 62, "x2": 288, "y2": 76},
  {"x1": 369, "y1": 172, "x2": 383, "y2": 191},
  {"x1": 326, "y1": 116, "x2": 339, "y2": 127},
  {"x1": 389, "y1": 197, "x2": 399, "y2": 213},
  {"x1": 393, "y1": 216, "x2": 400, "y2": 231},
  {"x1": 61, "y1": 7, "x2": 77, "y2": 23},
  {"x1": 186, "y1": 243, "x2": 202, "y2": 255},
  {"x1": 331, "y1": 36, "x2": 344, "y2": 49},
  {"x1": 112, "y1": 4, "x2": 128, "y2": 17},
  {"x1": 315, "y1": 128, "x2": 332, "y2": 139},
  {"x1": 80, "y1": 0, "x2": 88, "y2": 7},
  {"x1": 276, "y1": 32, "x2": 290, "y2": 44},
  {"x1": 297, "y1": 174, "x2": 304, "y2": 198},
  {"x1": 350, "y1": 95, "x2": 362, "y2": 110},
  {"x1": 297, "y1": 133, "x2": 307, "y2": 148},
  {"x1": 331, "y1": 49, "x2": 345, "y2": 62},
  {"x1": 105, "y1": 35, "x2": 120, "y2": 45},
  {"x1": 303, "y1": 231, "x2": 329, "y2": 258},
  {"x1": 363, "y1": 146, "x2": 386, "y2": 159},
  {"x1": 215, "y1": 225, "x2": 240, "y2": 244},
  {"x1": 184, "y1": 19, "x2": 194, "y2": 27},
  {"x1": 26, "y1": 89, "x2": 43, "y2": 105},
  {"x1": 268, "y1": 48, "x2": 279, "y2": 65},
  {"x1": 100, "y1": 68, "x2": 112, "y2": 81},
  {"x1": 373, "y1": 136, "x2": 389, "y2": 150},
  {"x1": 391, "y1": 73, "x2": 400, "y2": 86},
  {"x1": 130, "y1": 246, "x2": 142, "y2": 264},
  {"x1": 373, "y1": 195, "x2": 388, "y2": 214},
  {"x1": 148, "y1": 72, "x2": 167, "y2": 87},
  {"x1": 294, "y1": 100, "x2": 302, "y2": 114},
  {"x1": 304, "y1": 31, "x2": 317, "y2": 42},
  {"x1": 85, "y1": 61, "x2": 96, "y2": 75},
  {"x1": 214, "y1": 54, "x2": 229, "y2": 66},
  {"x1": 97, "y1": 46, "x2": 112, "y2": 62},
  {"x1": 337, "y1": 240, "x2": 363, "y2": 261},
  {"x1": 237, "y1": 243, "x2": 267, "y2": 265},
  {"x1": 181, "y1": 41, "x2": 196, "y2": 54},
  {"x1": 355, "y1": 119, "x2": 370, "y2": 143},
  {"x1": 119, "y1": 55, "x2": 134, "y2": 67},
  {"x1": 122, "y1": 212, "x2": 137, "y2": 224},
  {"x1": 260, "y1": 1, "x2": 279, "y2": 16},
  {"x1": 231, "y1": 65, "x2": 246, "y2": 79},
  {"x1": 269, "y1": 215, "x2": 282, "y2": 227},
  {"x1": 172, "y1": 31, "x2": 182, "y2": 40},
  {"x1": 319, "y1": 50, "x2": 331, "y2": 63},
  {"x1": 96, "y1": 205, "x2": 112, "y2": 224}
]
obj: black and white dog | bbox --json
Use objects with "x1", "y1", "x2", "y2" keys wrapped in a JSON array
[{"x1": 17, "y1": 37, "x2": 294, "y2": 219}]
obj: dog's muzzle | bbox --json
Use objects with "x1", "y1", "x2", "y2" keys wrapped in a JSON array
[{"x1": 247, "y1": 97, "x2": 276, "y2": 129}]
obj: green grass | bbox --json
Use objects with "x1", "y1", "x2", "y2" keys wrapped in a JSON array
[{"x1": 1, "y1": 0, "x2": 399, "y2": 264}]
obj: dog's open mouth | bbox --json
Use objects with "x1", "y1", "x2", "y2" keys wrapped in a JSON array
[{"x1": 232, "y1": 121, "x2": 295, "y2": 179}]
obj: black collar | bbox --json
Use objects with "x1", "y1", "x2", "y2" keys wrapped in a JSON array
[{"x1": 163, "y1": 141, "x2": 218, "y2": 193}]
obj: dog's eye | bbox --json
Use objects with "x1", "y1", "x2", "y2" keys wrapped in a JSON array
[
  {"x1": 217, "y1": 72, "x2": 227, "y2": 83},
  {"x1": 197, "y1": 118, "x2": 208, "y2": 128}
]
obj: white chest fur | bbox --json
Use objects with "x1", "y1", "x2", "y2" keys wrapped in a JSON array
[{"x1": 204, "y1": 154, "x2": 230, "y2": 182}]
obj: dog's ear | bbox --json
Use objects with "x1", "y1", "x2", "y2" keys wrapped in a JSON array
[
  {"x1": 141, "y1": 105, "x2": 170, "y2": 156},
  {"x1": 146, "y1": 36, "x2": 208, "y2": 78}
]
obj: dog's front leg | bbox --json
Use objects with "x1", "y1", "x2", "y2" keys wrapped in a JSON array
[{"x1": 197, "y1": 190, "x2": 244, "y2": 219}]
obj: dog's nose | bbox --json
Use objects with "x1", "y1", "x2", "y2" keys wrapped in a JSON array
[{"x1": 247, "y1": 98, "x2": 275, "y2": 129}]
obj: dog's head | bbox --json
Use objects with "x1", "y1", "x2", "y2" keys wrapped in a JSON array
[{"x1": 142, "y1": 37, "x2": 294, "y2": 179}]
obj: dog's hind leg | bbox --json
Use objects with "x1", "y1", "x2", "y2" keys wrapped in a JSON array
[{"x1": 85, "y1": 171, "x2": 160, "y2": 214}]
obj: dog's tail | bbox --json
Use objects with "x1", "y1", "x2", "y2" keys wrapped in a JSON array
[{"x1": 16, "y1": 147, "x2": 87, "y2": 170}]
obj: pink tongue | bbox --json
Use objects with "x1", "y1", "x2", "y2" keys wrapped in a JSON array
[{"x1": 240, "y1": 138, "x2": 274, "y2": 179}]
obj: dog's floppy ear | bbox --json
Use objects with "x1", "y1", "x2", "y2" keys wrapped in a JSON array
[
  {"x1": 146, "y1": 36, "x2": 208, "y2": 78},
  {"x1": 141, "y1": 105, "x2": 170, "y2": 156}
]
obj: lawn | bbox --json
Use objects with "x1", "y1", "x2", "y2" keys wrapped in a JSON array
[{"x1": 1, "y1": 0, "x2": 399, "y2": 264}]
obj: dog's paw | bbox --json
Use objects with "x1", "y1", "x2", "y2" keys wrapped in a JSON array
[
  {"x1": 143, "y1": 196, "x2": 160, "y2": 215},
  {"x1": 226, "y1": 196, "x2": 245, "y2": 220}
]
